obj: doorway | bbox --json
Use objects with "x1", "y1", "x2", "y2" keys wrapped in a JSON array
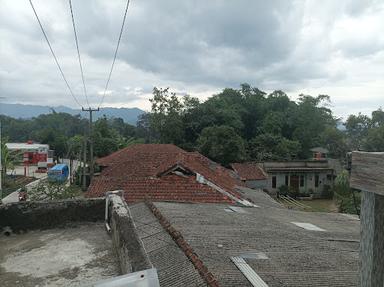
[{"x1": 290, "y1": 175, "x2": 300, "y2": 191}]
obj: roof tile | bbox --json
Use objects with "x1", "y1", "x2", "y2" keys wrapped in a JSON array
[{"x1": 87, "y1": 144, "x2": 243, "y2": 203}]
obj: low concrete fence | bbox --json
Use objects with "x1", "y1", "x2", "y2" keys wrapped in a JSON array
[
  {"x1": 0, "y1": 198, "x2": 104, "y2": 232},
  {"x1": 107, "y1": 194, "x2": 152, "y2": 274}
]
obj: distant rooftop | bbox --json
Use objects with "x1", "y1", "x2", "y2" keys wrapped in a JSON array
[
  {"x1": 88, "y1": 144, "x2": 246, "y2": 204},
  {"x1": 231, "y1": 162, "x2": 267, "y2": 180}
]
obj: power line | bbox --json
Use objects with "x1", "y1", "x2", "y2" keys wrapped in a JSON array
[
  {"x1": 98, "y1": 0, "x2": 131, "y2": 109},
  {"x1": 29, "y1": 0, "x2": 83, "y2": 108},
  {"x1": 69, "y1": 0, "x2": 90, "y2": 108}
]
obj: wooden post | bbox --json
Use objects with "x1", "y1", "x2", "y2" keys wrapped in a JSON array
[{"x1": 350, "y1": 151, "x2": 384, "y2": 287}]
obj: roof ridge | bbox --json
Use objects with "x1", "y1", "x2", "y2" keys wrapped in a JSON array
[{"x1": 145, "y1": 201, "x2": 220, "y2": 287}]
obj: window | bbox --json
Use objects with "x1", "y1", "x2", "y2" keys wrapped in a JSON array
[
  {"x1": 300, "y1": 175, "x2": 304, "y2": 187},
  {"x1": 272, "y1": 176, "x2": 277, "y2": 188},
  {"x1": 285, "y1": 175, "x2": 289, "y2": 186},
  {"x1": 315, "y1": 174, "x2": 319, "y2": 187}
]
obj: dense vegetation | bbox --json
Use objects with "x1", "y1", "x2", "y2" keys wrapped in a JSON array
[
  {"x1": 0, "y1": 112, "x2": 142, "y2": 160},
  {"x1": 140, "y1": 84, "x2": 384, "y2": 165},
  {"x1": 1, "y1": 84, "x2": 383, "y2": 167}
]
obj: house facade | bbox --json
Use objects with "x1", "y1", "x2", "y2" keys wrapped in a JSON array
[
  {"x1": 260, "y1": 161, "x2": 335, "y2": 198},
  {"x1": 232, "y1": 160, "x2": 335, "y2": 198}
]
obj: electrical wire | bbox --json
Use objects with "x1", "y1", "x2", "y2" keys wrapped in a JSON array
[
  {"x1": 98, "y1": 0, "x2": 131, "y2": 109},
  {"x1": 28, "y1": 0, "x2": 83, "y2": 108},
  {"x1": 69, "y1": 0, "x2": 90, "y2": 108}
]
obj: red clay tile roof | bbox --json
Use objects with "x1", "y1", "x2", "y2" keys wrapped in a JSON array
[
  {"x1": 231, "y1": 163, "x2": 267, "y2": 180},
  {"x1": 87, "y1": 144, "x2": 243, "y2": 203}
]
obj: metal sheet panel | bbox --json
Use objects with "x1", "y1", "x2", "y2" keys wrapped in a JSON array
[
  {"x1": 228, "y1": 206, "x2": 247, "y2": 213},
  {"x1": 240, "y1": 252, "x2": 269, "y2": 260},
  {"x1": 231, "y1": 256, "x2": 269, "y2": 287},
  {"x1": 291, "y1": 222, "x2": 326, "y2": 231}
]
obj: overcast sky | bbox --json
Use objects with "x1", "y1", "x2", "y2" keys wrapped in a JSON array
[{"x1": 1, "y1": 0, "x2": 383, "y2": 119}]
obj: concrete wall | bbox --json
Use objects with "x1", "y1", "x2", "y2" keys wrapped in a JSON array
[
  {"x1": 262, "y1": 161, "x2": 329, "y2": 169},
  {"x1": 107, "y1": 195, "x2": 152, "y2": 274},
  {"x1": 245, "y1": 179, "x2": 267, "y2": 190},
  {"x1": 0, "y1": 198, "x2": 104, "y2": 232}
]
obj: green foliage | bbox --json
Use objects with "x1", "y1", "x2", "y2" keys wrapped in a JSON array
[
  {"x1": 143, "y1": 84, "x2": 362, "y2": 165},
  {"x1": 248, "y1": 134, "x2": 300, "y2": 161},
  {"x1": 321, "y1": 184, "x2": 334, "y2": 199},
  {"x1": 319, "y1": 127, "x2": 348, "y2": 158},
  {"x1": 334, "y1": 170, "x2": 360, "y2": 215},
  {"x1": 148, "y1": 87, "x2": 186, "y2": 144},
  {"x1": 1, "y1": 84, "x2": 383, "y2": 168},
  {"x1": 1, "y1": 137, "x2": 14, "y2": 177},
  {"x1": 338, "y1": 191, "x2": 361, "y2": 215},
  {"x1": 278, "y1": 185, "x2": 300, "y2": 198},
  {"x1": 28, "y1": 180, "x2": 81, "y2": 201},
  {"x1": 197, "y1": 125, "x2": 246, "y2": 166},
  {"x1": 364, "y1": 125, "x2": 384, "y2": 151},
  {"x1": 345, "y1": 113, "x2": 371, "y2": 150},
  {"x1": 278, "y1": 185, "x2": 289, "y2": 196},
  {"x1": 0, "y1": 111, "x2": 145, "y2": 161}
]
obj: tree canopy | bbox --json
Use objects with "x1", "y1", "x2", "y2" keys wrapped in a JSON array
[
  {"x1": 140, "y1": 85, "x2": 360, "y2": 165},
  {"x1": 1, "y1": 84, "x2": 383, "y2": 166}
]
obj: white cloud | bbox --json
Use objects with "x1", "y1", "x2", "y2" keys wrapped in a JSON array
[{"x1": 0, "y1": 0, "x2": 383, "y2": 118}]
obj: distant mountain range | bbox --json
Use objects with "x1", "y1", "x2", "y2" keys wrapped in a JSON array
[{"x1": 0, "y1": 103, "x2": 145, "y2": 125}]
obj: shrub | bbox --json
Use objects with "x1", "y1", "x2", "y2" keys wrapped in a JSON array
[
  {"x1": 288, "y1": 186, "x2": 299, "y2": 199},
  {"x1": 28, "y1": 180, "x2": 81, "y2": 201},
  {"x1": 321, "y1": 184, "x2": 334, "y2": 199},
  {"x1": 278, "y1": 185, "x2": 289, "y2": 196}
]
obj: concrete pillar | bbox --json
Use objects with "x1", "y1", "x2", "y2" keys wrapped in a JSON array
[{"x1": 359, "y1": 190, "x2": 384, "y2": 287}]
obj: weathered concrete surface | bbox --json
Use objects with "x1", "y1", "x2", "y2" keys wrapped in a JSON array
[
  {"x1": 0, "y1": 222, "x2": 120, "y2": 286},
  {"x1": 154, "y1": 201, "x2": 360, "y2": 286},
  {"x1": 359, "y1": 191, "x2": 384, "y2": 287},
  {"x1": 0, "y1": 198, "x2": 104, "y2": 232},
  {"x1": 108, "y1": 195, "x2": 152, "y2": 274}
]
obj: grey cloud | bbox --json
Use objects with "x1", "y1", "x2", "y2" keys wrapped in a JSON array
[{"x1": 0, "y1": 0, "x2": 383, "y2": 116}]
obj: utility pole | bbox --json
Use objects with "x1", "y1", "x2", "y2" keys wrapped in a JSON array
[
  {"x1": 82, "y1": 107, "x2": 99, "y2": 184},
  {"x1": 0, "y1": 120, "x2": 2, "y2": 201},
  {"x1": 82, "y1": 133, "x2": 87, "y2": 191},
  {"x1": 0, "y1": 96, "x2": 5, "y2": 202}
]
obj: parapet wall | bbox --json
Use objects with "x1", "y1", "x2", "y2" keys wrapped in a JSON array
[
  {"x1": 0, "y1": 198, "x2": 104, "y2": 232},
  {"x1": 107, "y1": 194, "x2": 152, "y2": 274}
]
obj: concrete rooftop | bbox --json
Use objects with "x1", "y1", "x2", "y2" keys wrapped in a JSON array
[{"x1": 0, "y1": 222, "x2": 120, "y2": 287}]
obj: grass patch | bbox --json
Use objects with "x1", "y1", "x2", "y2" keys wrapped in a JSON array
[
  {"x1": 277, "y1": 198, "x2": 338, "y2": 213},
  {"x1": 301, "y1": 199, "x2": 338, "y2": 212}
]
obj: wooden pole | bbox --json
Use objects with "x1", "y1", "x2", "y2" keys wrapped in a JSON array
[
  {"x1": 359, "y1": 190, "x2": 384, "y2": 286},
  {"x1": 82, "y1": 107, "x2": 99, "y2": 182},
  {"x1": 82, "y1": 134, "x2": 87, "y2": 191},
  {"x1": 351, "y1": 151, "x2": 384, "y2": 286}
]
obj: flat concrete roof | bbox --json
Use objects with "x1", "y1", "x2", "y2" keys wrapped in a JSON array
[{"x1": 0, "y1": 222, "x2": 120, "y2": 287}]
